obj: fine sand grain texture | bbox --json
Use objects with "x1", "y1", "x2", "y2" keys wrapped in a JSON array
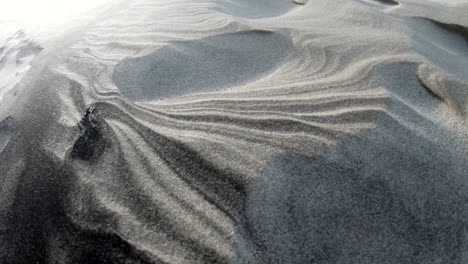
[{"x1": 0, "y1": 0, "x2": 467, "y2": 263}]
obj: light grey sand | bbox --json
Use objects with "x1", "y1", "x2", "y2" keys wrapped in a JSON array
[
  {"x1": 0, "y1": 117, "x2": 13, "y2": 153},
  {"x1": 214, "y1": 0, "x2": 297, "y2": 19},
  {"x1": 0, "y1": 30, "x2": 42, "y2": 101},
  {"x1": 113, "y1": 30, "x2": 290, "y2": 101},
  {"x1": 0, "y1": 0, "x2": 467, "y2": 263}
]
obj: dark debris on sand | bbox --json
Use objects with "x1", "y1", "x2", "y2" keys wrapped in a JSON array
[{"x1": 71, "y1": 104, "x2": 107, "y2": 161}]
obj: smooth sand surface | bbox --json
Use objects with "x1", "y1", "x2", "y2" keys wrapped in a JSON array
[
  {"x1": 0, "y1": 0, "x2": 467, "y2": 263},
  {"x1": 113, "y1": 30, "x2": 290, "y2": 101},
  {"x1": 214, "y1": 0, "x2": 297, "y2": 18}
]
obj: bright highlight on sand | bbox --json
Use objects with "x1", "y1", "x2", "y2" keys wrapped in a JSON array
[{"x1": 0, "y1": 0, "x2": 113, "y2": 32}]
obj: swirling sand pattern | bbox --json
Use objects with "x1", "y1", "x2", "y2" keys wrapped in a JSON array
[{"x1": 0, "y1": 0, "x2": 467, "y2": 263}]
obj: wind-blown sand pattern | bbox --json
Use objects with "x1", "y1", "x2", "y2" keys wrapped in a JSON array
[{"x1": 0, "y1": 0, "x2": 467, "y2": 263}]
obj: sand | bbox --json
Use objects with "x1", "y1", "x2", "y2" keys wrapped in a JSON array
[
  {"x1": 113, "y1": 30, "x2": 290, "y2": 101},
  {"x1": 0, "y1": 0, "x2": 467, "y2": 263},
  {"x1": 0, "y1": 28, "x2": 42, "y2": 102}
]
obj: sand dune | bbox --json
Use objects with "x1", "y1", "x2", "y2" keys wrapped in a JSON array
[{"x1": 0, "y1": 0, "x2": 467, "y2": 263}]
